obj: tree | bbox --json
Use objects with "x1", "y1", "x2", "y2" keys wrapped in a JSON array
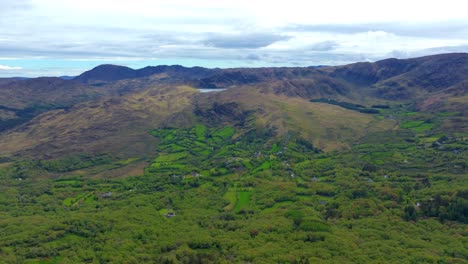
[{"x1": 404, "y1": 205, "x2": 417, "y2": 221}]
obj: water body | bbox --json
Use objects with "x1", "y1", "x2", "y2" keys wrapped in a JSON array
[{"x1": 198, "y1": 88, "x2": 227, "y2": 93}]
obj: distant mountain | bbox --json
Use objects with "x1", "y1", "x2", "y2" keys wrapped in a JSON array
[
  {"x1": 74, "y1": 64, "x2": 219, "y2": 83},
  {"x1": 59, "y1": 75, "x2": 76, "y2": 80},
  {"x1": 327, "y1": 53, "x2": 468, "y2": 99},
  {"x1": 191, "y1": 53, "x2": 468, "y2": 104},
  {"x1": 74, "y1": 64, "x2": 137, "y2": 83},
  {"x1": 71, "y1": 53, "x2": 468, "y2": 105},
  {"x1": 0, "y1": 77, "x2": 29, "y2": 84}
]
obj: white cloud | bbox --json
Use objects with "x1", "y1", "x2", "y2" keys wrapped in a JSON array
[
  {"x1": 0, "y1": 65, "x2": 22, "y2": 70},
  {"x1": 1, "y1": 0, "x2": 468, "y2": 76},
  {"x1": 30, "y1": 0, "x2": 468, "y2": 25}
]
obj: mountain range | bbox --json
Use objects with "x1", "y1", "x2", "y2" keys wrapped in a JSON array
[{"x1": 0, "y1": 53, "x2": 466, "y2": 161}]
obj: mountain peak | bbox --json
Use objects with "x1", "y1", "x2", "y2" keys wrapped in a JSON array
[
  {"x1": 74, "y1": 64, "x2": 137, "y2": 83},
  {"x1": 74, "y1": 64, "x2": 218, "y2": 84}
]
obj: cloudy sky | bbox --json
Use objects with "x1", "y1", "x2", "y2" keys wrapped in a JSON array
[{"x1": 1, "y1": 0, "x2": 468, "y2": 77}]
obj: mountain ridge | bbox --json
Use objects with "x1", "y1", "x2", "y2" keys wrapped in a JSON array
[{"x1": 74, "y1": 64, "x2": 220, "y2": 84}]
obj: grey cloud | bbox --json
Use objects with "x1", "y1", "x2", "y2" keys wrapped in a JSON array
[
  {"x1": 388, "y1": 50, "x2": 411, "y2": 58},
  {"x1": 224, "y1": 48, "x2": 376, "y2": 66},
  {"x1": 245, "y1": 53, "x2": 261, "y2": 60},
  {"x1": 286, "y1": 24, "x2": 377, "y2": 34},
  {"x1": 139, "y1": 32, "x2": 200, "y2": 46},
  {"x1": 202, "y1": 33, "x2": 291, "y2": 49},
  {"x1": 1, "y1": 21, "x2": 294, "y2": 60},
  {"x1": 419, "y1": 45, "x2": 468, "y2": 54},
  {"x1": 0, "y1": 42, "x2": 146, "y2": 59},
  {"x1": 286, "y1": 21, "x2": 468, "y2": 38},
  {"x1": 387, "y1": 45, "x2": 468, "y2": 59},
  {"x1": 307, "y1": 41, "x2": 340, "y2": 51},
  {"x1": 0, "y1": 24, "x2": 165, "y2": 59}
]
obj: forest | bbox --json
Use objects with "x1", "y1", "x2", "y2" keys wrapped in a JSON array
[{"x1": 0, "y1": 102, "x2": 466, "y2": 263}]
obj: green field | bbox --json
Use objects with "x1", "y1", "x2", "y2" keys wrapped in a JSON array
[
  {"x1": 401, "y1": 120, "x2": 435, "y2": 132},
  {"x1": 0, "y1": 109, "x2": 466, "y2": 263},
  {"x1": 234, "y1": 191, "x2": 252, "y2": 212}
]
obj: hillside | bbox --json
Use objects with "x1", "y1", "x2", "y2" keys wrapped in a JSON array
[
  {"x1": 0, "y1": 85, "x2": 198, "y2": 175},
  {"x1": 0, "y1": 53, "x2": 466, "y2": 263},
  {"x1": 0, "y1": 78, "x2": 110, "y2": 132},
  {"x1": 0, "y1": 78, "x2": 102, "y2": 109}
]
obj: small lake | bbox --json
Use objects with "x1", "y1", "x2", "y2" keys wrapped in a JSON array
[{"x1": 198, "y1": 88, "x2": 227, "y2": 93}]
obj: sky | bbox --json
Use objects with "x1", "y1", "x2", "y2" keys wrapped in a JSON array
[{"x1": 1, "y1": 0, "x2": 468, "y2": 77}]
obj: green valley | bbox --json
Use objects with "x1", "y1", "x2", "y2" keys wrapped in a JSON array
[{"x1": 0, "y1": 53, "x2": 467, "y2": 263}]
